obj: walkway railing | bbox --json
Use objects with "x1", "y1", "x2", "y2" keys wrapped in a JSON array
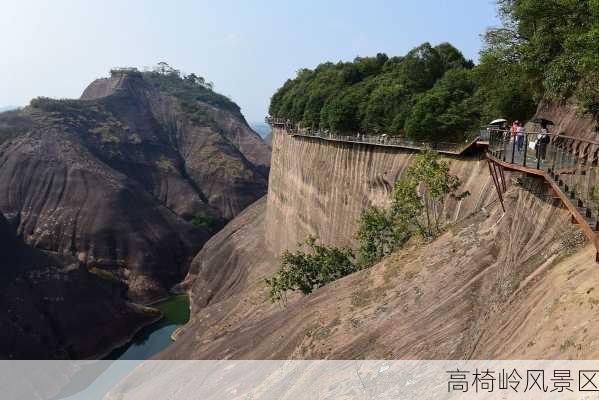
[
  {"x1": 487, "y1": 128, "x2": 599, "y2": 261},
  {"x1": 266, "y1": 117, "x2": 481, "y2": 155},
  {"x1": 488, "y1": 129, "x2": 599, "y2": 222}
]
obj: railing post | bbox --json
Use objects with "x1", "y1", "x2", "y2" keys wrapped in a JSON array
[
  {"x1": 523, "y1": 134, "x2": 529, "y2": 167},
  {"x1": 511, "y1": 135, "x2": 516, "y2": 164}
]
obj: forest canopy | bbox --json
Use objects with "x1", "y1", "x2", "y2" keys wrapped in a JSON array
[
  {"x1": 269, "y1": 0, "x2": 599, "y2": 142},
  {"x1": 269, "y1": 43, "x2": 479, "y2": 141}
]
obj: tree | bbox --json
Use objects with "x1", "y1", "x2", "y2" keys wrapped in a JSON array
[
  {"x1": 155, "y1": 61, "x2": 172, "y2": 75},
  {"x1": 480, "y1": 0, "x2": 599, "y2": 115},
  {"x1": 356, "y1": 206, "x2": 404, "y2": 266},
  {"x1": 405, "y1": 69, "x2": 480, "y2": 141},
  {"x1": 268, "y1": 42, "x2": 480, "y2": 137},
  {"x1": 264, "y1": 237, "x2": 358, "y2": 304},
  {"x1": 403, "y1": 147, "x2": 470, "y2": 237},
  {"x1": 355, "y1": 147, "x2": 469, "y2": 268}
]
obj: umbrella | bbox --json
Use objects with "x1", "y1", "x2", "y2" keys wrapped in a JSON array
[
  {"x1": 489, "y1": 118, "x2": 507, "y2": 125},
  {"x1": 531, "y1": 117, "x2": 555, "y2": 126}
]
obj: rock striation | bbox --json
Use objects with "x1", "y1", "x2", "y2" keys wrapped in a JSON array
[
  {"x1": 164, "y1": 107, "x2": 597, "y2": 359},
  {"x1": 0, "y1": 70, "x2": 270, "y2": 301}
]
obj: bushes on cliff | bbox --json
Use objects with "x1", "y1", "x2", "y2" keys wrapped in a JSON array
[
  {"x1": 356, "y1": 147, "x2": 469, "y2": 266},
  {"x1": 477, "y1": 0, "x2": 599, "y2": 117},
  {"x1": 265, "y1": 237, "x2": 358, "y2": 304},
  {"x1": 267, "y1": 149, "x2": 469, "y2": 303},
  {"x1": 141, "y1": 63, "x2": 240, "y2": 114},
  {"x1": 356, "y1": 206, "x2": 405, "y2": 266}
]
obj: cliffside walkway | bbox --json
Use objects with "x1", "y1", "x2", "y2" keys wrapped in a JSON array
[
  {"x1": 266, "y1": 117, "x2": 482, "y2": 156},
  {"x1": 486, "y1": 129, "x2": 599, "y2": 262},
  {"x1": 266, "y1": 117, "x2": 599, "y2": 261}
]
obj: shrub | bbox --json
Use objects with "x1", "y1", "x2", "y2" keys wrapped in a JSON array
[
  {"x1": 265, "y1": 236, "x2": 358, "y2": 304},
  {"x1": 356, "y1": 147, "x2": 469, "y2": 266},
  {"x1": 191, "y1": 215, "x2": 215, "y2": 230}
]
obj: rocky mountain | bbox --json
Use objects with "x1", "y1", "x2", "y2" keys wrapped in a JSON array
[
  {"x1": 0, "y1": 67, "x2": 270, "y2": 358},
  {"x1": 0, "y1": 68, "x2": 269, "y2": 302},
  {"x1": 0, "y1": 212, "x2": 159, "y2": 359}
]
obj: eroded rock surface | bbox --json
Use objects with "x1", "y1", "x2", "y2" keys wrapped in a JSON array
[
  {"x1": 0, "y1": 213, "x2": 159, "y2": 359},
  {"x1": 165, "y1": 115, "x2": 596, "y2": 360},
  {"x1": 0, "y1": 71, "x2": 270, "y2": 301}
]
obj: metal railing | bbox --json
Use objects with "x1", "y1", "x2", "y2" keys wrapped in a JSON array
[
  {"x1": 488, "y1": 128, "x2": 599, "y2": 230},
  {"x1": 265, "y1": 116, "x2": 481, "y2": 155}
]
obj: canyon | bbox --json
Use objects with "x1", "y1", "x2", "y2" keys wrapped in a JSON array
[{"x1": 0, "y1": 69, "x2": 270, "y2": 358}]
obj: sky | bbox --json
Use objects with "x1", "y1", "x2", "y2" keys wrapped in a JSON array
[{"x1": 0, "y1": 0, "x2": 501, "y2": 123}]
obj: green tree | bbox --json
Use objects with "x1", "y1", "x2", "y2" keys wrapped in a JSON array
[
  {"x1": 356, "y1": 206, "x2": 404, "y2": 266},
  {"x1": 479, "y1": 0, "x2": 599, "y2": 115},
  {"x1": 268, "y1": 42, "x2": 481, "y2": 138},
  {"x1": 405, "y1": 69, "x2": 480, "y2": 141},
  {"x1": 404, "y1": 147, "x2": 470, "y2": 237},
  {"x1": 355, "y1": 147, "x2": 469, "y2": 268},
  {"x1": 265, "y1": 237, "x2": 358, "y2": 304}
]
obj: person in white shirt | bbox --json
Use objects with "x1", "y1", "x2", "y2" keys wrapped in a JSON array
[{"x1": 516, "y1": 123, "x2": 525, "y2": 152}]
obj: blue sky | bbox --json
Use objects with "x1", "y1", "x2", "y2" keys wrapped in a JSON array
[{"x1": 1, "y1": 1, "x2": 500, "y2": 122}]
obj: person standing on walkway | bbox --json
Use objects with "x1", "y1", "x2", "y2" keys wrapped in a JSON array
[
  {"x1": 536, "y1": 124, "x2": 550, "y2": 161},
  {"x1": 516, "y1": 122, "x2": 525, "y2": 152},
  {"x1": 511, "y1": 121, "x2": 519, "y2": 142}
]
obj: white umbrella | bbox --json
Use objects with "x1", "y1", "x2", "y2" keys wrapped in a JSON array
[{"x1": 489, "y1": 118, "x2": 507, "y2": 125}]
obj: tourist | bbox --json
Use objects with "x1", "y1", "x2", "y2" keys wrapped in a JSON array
[
  {"x1": 516, "y1": 122, "x2": 525, "y2": 152},
  {"x1": 536, "y1": 124, "x2": 550, "y2": 161},
  {"x1": 511, "y1": 120, "x2": 519, "y2": 142}
]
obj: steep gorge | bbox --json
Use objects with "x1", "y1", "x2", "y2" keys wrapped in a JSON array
[
  {"x1": 166, "y1": 103, "x2": 597, "y2": 360},
  {"x1": 0, "y1": 69, "x2": 270, "y2": 358}
]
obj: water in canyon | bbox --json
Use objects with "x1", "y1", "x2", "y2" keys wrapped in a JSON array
[
  {"x1": 107, "y1": 294, "x2": 190, "y2": 360},
  {"x1": 58, "y1": 294, "x2": 190, "y2": 400}
]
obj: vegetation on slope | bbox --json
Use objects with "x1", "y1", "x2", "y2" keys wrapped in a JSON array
[
  {"x1": 266, "y1": 149, "x2": 469, "y2": 303},
  {"x1": 269, "y1": 0, "x2": 599, "y2": 141},
  {"x1": 139, "y1": 62, "x2": 241, "y2": 114},
  {"x1": 479, "y1": 0, "x2": 599, "y2": 116}
]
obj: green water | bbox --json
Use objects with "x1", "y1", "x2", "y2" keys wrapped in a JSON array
[{"x1": 107, "y1": 294, "x2": 190, "y2": 360}]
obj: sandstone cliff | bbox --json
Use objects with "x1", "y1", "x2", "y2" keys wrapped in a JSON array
[
  {"x1": 0, "y1": 69, "x2": 270, "y2": 359},
  {"x1": 164, "y1": 128, "x2": 496, "y2": 358},
  {"x1": 165, "y1": 106, "x2": 597, "y2": 359}
]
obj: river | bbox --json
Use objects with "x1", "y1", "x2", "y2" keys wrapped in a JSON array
[
  {"x1": 107, "y1": 294, "x2": 190, "y2": 360},
  {"x1": 57, "y1": 294, "x2": 190, "y2": 400}
]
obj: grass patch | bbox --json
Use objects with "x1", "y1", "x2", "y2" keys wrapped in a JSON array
[{"x1": 153, "y1": 294, "x2": 190, "y2": 326}]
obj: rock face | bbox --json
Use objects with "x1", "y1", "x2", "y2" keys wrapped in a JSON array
[
  {"x1": 266, "y1": 128, "x2": 493, "y2": 255},
  {"x1": 162, "y1": 128, "x2": 496, "y2": 358},
  {"x1": 0, "y1": 212, "x2": 159, "y2": 359},
  {"x1": 164, "y1": 111, "x2": 597, "y2": 360},
  {"x1": 0, "y1": 70, "x2": 270, "y2": 301}
]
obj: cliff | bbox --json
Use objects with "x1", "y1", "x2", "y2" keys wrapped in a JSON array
[
  {"x1": 164, "y1": 106, "x2": 596, "y2": 359},
  {"x1": 163, "y1": 128, "x2": 496, "y2": 358},
  {"x1": 266, "y1": 129, "x2": 493, "y2": 255}
]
